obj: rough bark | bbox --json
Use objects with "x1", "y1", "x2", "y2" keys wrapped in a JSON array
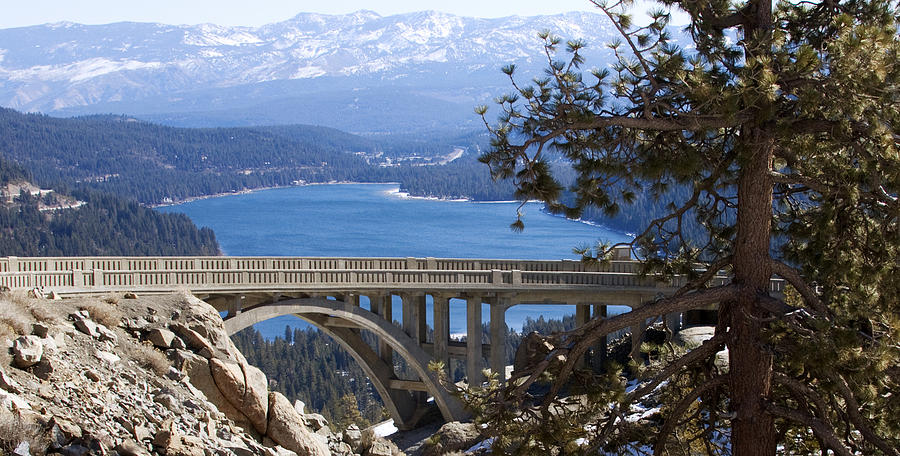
[{"x1": 728, "y1": 125, "x2": 776, "y2": 455}]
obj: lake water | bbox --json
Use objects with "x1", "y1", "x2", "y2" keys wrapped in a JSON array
[{"x1": 158, "y1": 183, "x2": 630, "y2": 338}]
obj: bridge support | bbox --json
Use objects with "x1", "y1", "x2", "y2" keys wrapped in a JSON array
[
  {"x1": 226, "y1": 295, "x2": 242, "y2": 318},
  {"x1": 433, "y1": 294, "x2": 451, "y2": 375},
  {"x1": 466, "y1": 295, "x2": 483, "y2": 386},
  {"x1": 593, "y1": 304, "x2": 608, "y2": 368},
  {"x1": 222, "y1": 298, "x2": 468, "y2": 429},
  {"x1": 489, "y1": 297, "x2": 510, "y2": 383},
  {"x1": 371, "y1": 293, "x2": 394, "y2": 369},
  {"x1": 575, "y1": 304, "x2": 590, "y2": 368}
]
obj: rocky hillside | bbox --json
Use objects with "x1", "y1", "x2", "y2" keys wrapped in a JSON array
[{"x1": 0, "y1": 291, "x2": 405, "y2": 456}]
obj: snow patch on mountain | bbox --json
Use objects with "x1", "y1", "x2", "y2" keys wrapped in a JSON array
[
  {"x1": 3, "y1": 58, "x2": 163, "y2": 83},
  {"x1": 0, "y1": 9, "x2": 656, "y2": 121}
]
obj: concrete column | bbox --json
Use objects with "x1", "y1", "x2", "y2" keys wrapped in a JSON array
[
  {"x1": 466, "y1": 295, "x2": 484, "y2": 386},
  {"x1": 630, "y1": 300, "x2": 646, "y2": 363},
  {"x1": 378, "y1": 294, "x2": 394, "y2": 368},
  {"x1": 490, "y1": 297, "x2": 509, "y2": 384},
  {"x1": 415, "y1": 294, "x2": 427, "y2": 344},
  {"x1": 433, "y1": 294, "x2": 451, "y2": 374},
  {"x1": 592, "y1": 304, "x2": 607, "y2": 369},
  {"x1": 401, "y1": 293, "x2": 428, "y2": 345},
  {"x1": 401, "y1": 293, "x2": 414, "y2": 336},
  {"x1": 226, "y1": 295, "x2": 242, "y2": 318},
  {"x1": 575, "y1": 304, "x2": 590, "y2": 368}
]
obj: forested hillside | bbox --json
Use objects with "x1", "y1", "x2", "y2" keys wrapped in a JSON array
[
  {"x1": 0, "y1": 108, "x2": 515, "y2": 205},
  {"x1": 0, "y1": 154, "x2": 219, "y2": 256}
]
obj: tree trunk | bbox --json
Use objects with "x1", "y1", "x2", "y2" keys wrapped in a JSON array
[{"x1": 728, "y1": 125, "x2": 776, "y2": 455}]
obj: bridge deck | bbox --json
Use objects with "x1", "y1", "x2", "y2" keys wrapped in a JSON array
[{"x1": 0, "y1": 256, "x2": 783, "y2": 297}]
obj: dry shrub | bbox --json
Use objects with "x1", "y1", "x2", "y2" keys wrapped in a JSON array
[
  {"x1": 27, "y1": 303, "x2": 59, "y2": 325},
  {"x1": 123, "y1": 338, "x2": 170, "y2": 376},
  {"x1": 0, "y1": 295, "x2": 32, "y2": 341},
  {"x1": 78, "y1": 300, "x2": 124, "y2": 328},
  {"x1": 103, "y1": 296, "x2": 119, "y2": 305},
  {"x1": 0, "y1": 411, "x2": 42, "y2": 454}
]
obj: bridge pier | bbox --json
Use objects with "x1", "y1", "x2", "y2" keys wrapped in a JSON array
[
  {"x1": 466, "y1": 295, "x2": 483, "y2": 386},
  {"x1": 592, "y1": 304, "x2": 608, "y2": 368},
  {"x1": 372, "y1": 293, "x2": 394, "y2": 369},
  {"x1": 575, "y1": 304, "x2": 590, "y2": 368},
  {"x1": 226, "y1": 295, "x2": 242, "y2": 318},
  {"x1": 433, "y1": 294, "x2": 451, "y2": 374},
  {"x1": 489, "y1": 296, "x2": 510, "y2": 383}
]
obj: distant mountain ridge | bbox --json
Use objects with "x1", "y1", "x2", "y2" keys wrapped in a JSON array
[{"x1": 0, "y1": 10, "x2": 626, "y2": 132}]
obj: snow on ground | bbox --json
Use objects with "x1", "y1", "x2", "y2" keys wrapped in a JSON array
[{"x1": 371, "y1": 419, "x2": 399, "y2": 437}]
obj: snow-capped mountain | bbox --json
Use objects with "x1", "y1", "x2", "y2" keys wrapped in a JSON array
[{"x1": 0, "y1": 10, "x2": 623, "y2": 132}]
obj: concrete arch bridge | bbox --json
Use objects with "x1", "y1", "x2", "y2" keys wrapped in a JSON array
[{"x1": 0, "y1": 252, "x2": 783, "y2": 429}]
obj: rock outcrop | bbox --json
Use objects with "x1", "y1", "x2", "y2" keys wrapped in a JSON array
[
  {"x1": 422, "y1": 422, "x2": 481, "y2": 456},
  {"x1": 1, "y1": 291, "x2": 412, "y2": 456}
]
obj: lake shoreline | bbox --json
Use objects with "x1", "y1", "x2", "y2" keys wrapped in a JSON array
[
  {"x1": 154, "y1": 181, "x2": 630, "y2": 241},
  {"x1": 149, "y1": 181, "x2": 403, "y2": 208}
]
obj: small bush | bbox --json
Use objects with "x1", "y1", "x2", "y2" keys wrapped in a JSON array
[
  {"x1": 78, "y1": 301, "x2": 124, "y2": 328},
  {"x1": 0, "y1": 412, "x2": 41, "y2": 454},
  {"x1": 123, "y1": 339, "x2": 170, "y2": 376},
  {"x1": 27, "y1": 303, "x2": 58, "y2": 325},
  {"x1": 0, "y1": 296, "x2": 32, "y2": 340}
]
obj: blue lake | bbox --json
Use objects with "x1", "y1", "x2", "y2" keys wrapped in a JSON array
[{"x1": 158, "y1": 183, "x2": 630, "y2": 338}]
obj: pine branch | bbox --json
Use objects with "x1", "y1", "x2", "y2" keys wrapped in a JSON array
[
  {"x1": 652, "y1": 375, "x2": 729, "y2": 455},
  {"x1": 628, "y1": 330, "x2": 728, "y2": 402},
  {"x1": 827, "y1": 372, "x2": 900, "y2": 456},
  {"x1": 765, "y1": 404, "x2": 854, "y2": 456},
  {"x1": 536, "y1": 285, "x2": 740, "y2": 408},
  {"x1": 770, "y1": 260, "x2": 828, "y2": 315}
]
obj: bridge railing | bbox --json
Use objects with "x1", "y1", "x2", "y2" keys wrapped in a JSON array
[
  {"x1": 0, "y1": 256, "x2": 784, "y2": 294},
  {"x1": 0, "y1": 256, "x2": 642, "y2": 274}
]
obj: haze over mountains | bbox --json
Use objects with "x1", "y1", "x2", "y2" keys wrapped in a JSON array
[{"x1": 0, "y1": 10, "x2": 625, "y2": 133}]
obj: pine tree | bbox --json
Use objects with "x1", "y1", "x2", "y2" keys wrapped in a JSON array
[{"x1": 473, "y1": 0, "x2": 899, "y2": 454}]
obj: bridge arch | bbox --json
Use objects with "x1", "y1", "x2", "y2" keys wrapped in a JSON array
[{"x1": 222, "y1": 297, "x2": 468, "y2": 429}]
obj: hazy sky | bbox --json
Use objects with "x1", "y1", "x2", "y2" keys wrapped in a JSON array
[{"x1": 0, "y1": 0, "x2": 618, "y2": 29}]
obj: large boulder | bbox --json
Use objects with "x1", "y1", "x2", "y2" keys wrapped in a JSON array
[
  {"x1": 512, "y1": 331, "x2": 554, "y2": 377},
  {"x1": 342, "y1": 424, "x2": 363, "y2": 453},
  {"x1": 266, "y1": 392, "x2": 330, "y2": 456},
  {"x1": 366, "y1": 439, "x2": 401, "y2": 456},
  {"x1": 146, "y1": 328, "x2": 177, "y2": 349},
  {"x1": 423, "y1": 421, "x2": 481, "y2": 456},
  {"x1": 170, "y1": 324, "x2": 216, "y2": 358},
  {"x1": 209, "y1": 358, "x2": 269, "y2": 435},
  {"x1": 176, "y1": 294, "x2": 248, "y2": 364},
  {"x1": 181, "y1": 352, "x2": 252, "y2": 434},
  {"x1": 12, "y1": 336, "x2": 43, "y2": 368}
]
